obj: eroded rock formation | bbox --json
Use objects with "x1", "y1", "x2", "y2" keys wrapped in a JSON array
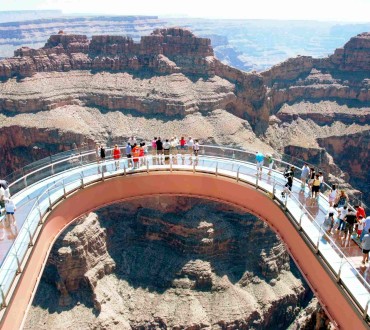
[
  {"x1": 0, "y1": 28, "x2": 369, "y2": 202},
  {"x1": 24, "y1": 197, "x2": 312, "y2": 329}
]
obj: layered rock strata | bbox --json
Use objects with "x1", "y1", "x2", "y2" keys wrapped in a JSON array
[
  {"x1": 24, "y1": 197, "x2": 312, "y2": 329},
  {"x1": 0, "y1": 28, "x2": 369, "y2": 204}
]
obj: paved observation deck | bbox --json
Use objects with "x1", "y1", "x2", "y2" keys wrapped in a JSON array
[{"x1": 0, "y1": 145, "x2": 369, "y2": 329}]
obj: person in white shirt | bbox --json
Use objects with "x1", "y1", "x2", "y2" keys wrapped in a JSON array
[
  {"x1": 336, "y1": 205, "x2": 348, "y2": 232},
  {"x1": 324, "y1": 206, "x2": 337, "y2": 234},
  {"x1": 128, "y1": 136, "x2": 137, "y2": 146},
  {"x1": 172, "y1": 136, "x2": 179, "y2": 154},
  {"x1": 328, "y1": 184, "x2": 337, "y2": 207},
  {"x1": 163, "y1": 139, "x2": 171, "y2": 161},
  {"x1": 187, "y1": 136, "x2": 194, "y2": 152},
  {"x1": 361, "y1": 216, "x2": 370, "y2": 241},
  {"x1": 318, "y1": 171, "x2": 324, "y2": 192},
  {"x1": 0, "y1": 180, "x2": 10, "y2": 200},
  {"x1": 0, "y1": 186, "x2": 5, "y2": 210},
  {"x1": 300, "y1": 163, "x2": 310, "y2": 191},
  {"x1": 5, "y1": 198, "x2": 16, "y2": 225}
]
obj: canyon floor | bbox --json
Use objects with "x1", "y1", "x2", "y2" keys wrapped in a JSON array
[{"x1": 24, "y1": 197, "x2": 315, "y2": 330}]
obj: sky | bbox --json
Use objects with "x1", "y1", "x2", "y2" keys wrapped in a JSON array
[{"x1": 1, "y1": 0, "x2": 370, "y2": 22}]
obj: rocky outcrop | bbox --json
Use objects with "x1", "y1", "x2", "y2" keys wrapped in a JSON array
[
  {"x1": 49, "y1": 213, "x2": 115, "y2": 306},
  {"x1": 261, "y1": 33, "x2": 370, "y2": 117},
  {"x1": 25, "y1": 197, "x2": 311, "y2": 329},
  {"x1": 276, "y1": 101, "x2": 370, "y2": 125},
  {"x1": 3, "y1": 29, "x2": 370, "y2": 136},
  {"x1": 0, "y1": 28, "x2": 214, "y2": 78},
  {"x1": 0, "y1": 28, "x2": 267, "y2": 131},
  {"x1": 0, "y1": 125, "x2": 96, "y2": 177},
  {"x1": 330, "y1": 32, "x2": 370, "y2": 72}
]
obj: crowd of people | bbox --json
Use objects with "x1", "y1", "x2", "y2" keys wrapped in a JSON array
[
  {"x1": 1, "y1": 142, "x2": 369, "y2": 269},
  {"x1": 95, "y1": 136, "x2": 201, "y2": 169},
  {"x1": 254, "y1": 152, "x2": 370, "y2": 266}
]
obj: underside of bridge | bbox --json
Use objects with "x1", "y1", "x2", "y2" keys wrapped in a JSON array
[{"x1": 1, "y1": 172, "x2": 367, "y2": 329}]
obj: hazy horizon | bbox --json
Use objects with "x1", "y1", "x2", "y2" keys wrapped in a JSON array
[{"x1": 1, "y1": 0, "x2": 370, "y2": 23}]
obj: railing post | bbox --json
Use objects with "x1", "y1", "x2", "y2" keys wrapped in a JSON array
[
  {"x1": 51, "y1": 163, "x2": 54, "y2": 175},
  {"x1": 48, "y1": 189, "x2": 52, "y2": 211},
  {"x1": 123, "y1": 163, "x2": 127, "y2": 176},
  {"x1": 15, "y1": 253, "x2": 22, "y2": 273},
  {"x1": 80, "y1": 172, "x2": 84, "y2": 189},
  {"x1": 336, "y1": 257, "x2": 344, "y2": 283},
  {"x1": 37, "y1": 199, "x2": 43, "y2": 224},
  {"x1": 236, "y1": 166, "x2": 240, "y2": 182},
  {"x1": 298, "y1": 211, "x2": 305, "y2": 230},
  {"x1": 63, "y1": 179, "x2": 67, "y2": 198},
  {"x1": 0, "y1": 285, "x2": 6, "y2": 308},
  {"x1": 215, "y1": 163, "x2": 218, "y2": 176},
  {"x1": 316, "y1": 225, "x2": 323, "y2": 253},
  {"x1": 23, "y1": 175, "x2": 27, "y2": 188},
  {"x1": 170, "y1": 155, "x2": 173, "y2": 173},
  {"x1": 193, "y1": 162, "x2": 196, "y2": 173},
  {"x1": 27, "y1": 228, "x2": 33, "y2": 247},
  {"x1": 146, "y1": 161, "x2": 149, "y2": 173},
  {"x1": 363, "y1": 298, "x2": 370, "y2": 320},
  {"x1": 255, "y1": 175, "x2": 259, "y2": 189},
  {"x1": 101, "y1": 165, "x2": 105, "y2": 181}
]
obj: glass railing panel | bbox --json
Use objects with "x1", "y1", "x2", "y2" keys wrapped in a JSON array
[
  {"x1": 24, "y1": 168, "x2": 54, "y2": 188},
  {"x1": 339, "y1": 260, "x2": 370, "y2": 313},
  {"x1": 0, "y1": 144, "x2": 369, "y2": 321},
  {"x1": 22, "y1": 157, "x2": 52, "y2": 176},
  {"x1": 0, "y1": 264, "x2": 18, "y2": 301}
]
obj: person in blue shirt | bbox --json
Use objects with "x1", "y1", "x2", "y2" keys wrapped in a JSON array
[
  {"x1": 255, "y1": 152, "x2": 264, "y2": 176},
  {"x1": 125, "y1": 143, "x2": 132, "y2": 167}
]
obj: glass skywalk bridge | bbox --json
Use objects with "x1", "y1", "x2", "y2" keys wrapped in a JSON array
[{"x1": 0, "y1": 145, "x2": 369, "y2": 328}]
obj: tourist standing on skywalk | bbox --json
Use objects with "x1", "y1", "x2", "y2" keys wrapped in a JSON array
[
  {"x1": 328, "y1": 184, "x2": 338, "y2": 207},
  {"x1": 255, "y1": 151, "x2": 264, "y2": 176},
  {"x1": 360, "y1": 216, "x2": 370, "y2": 242},
  {"x1": 361, "y1": 228, "x2": 370, "y2": 265},
  {"x1": 193, "y1": 140, "x2": 200, "y2": 157},
  {"x1": 300, "y1": 163, "x2": 309, "y2": 191},
  {"x1": 267, "y1": 154, "x2": 274, "y2": 176},
  {"x1": 0, "y1": 180, "x2": 10, "y2": 199},
  {"x1": 4, "y1": 197, "x2": 16, "y2": 225},
  {"x1": 100, "y1": 144, "x2": 106, "y2": 161},
  {"x1": 113, "y1": 144, "x2": 121, "y2": 170}
]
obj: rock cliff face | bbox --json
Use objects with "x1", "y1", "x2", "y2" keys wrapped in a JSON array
[
  {"x1": 24, "y1": 197, "x2": 312, "y2": 329},
  {"x1": 0, "y1": 28, "x2": 369, "y2": 204},
  {"x1": 262, "y1": 33, "x2": 370, "y2": 115},
  {"x1": 0, "y1": 28, "x2": 267, "y2": 131},
  {"x1": 0, "y1": 28, "x2": 214, "y2": 78}
]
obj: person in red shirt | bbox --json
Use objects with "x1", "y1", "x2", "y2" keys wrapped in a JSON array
[
  {"x1": 113, "y1": 144, "x2": 121, "y2": 170},
  {"x1": 132, "y1": 144, "x2": 140, "y2": 168},
  {"x1": 355, "y1": 205, "x2": 366, "y2": 220},
  {"x1": 180, "y1": 136, "x2": 186, "y2": 157},
  {"x1": 139, "y1": 142, "x2": 145, "y2": 166}
]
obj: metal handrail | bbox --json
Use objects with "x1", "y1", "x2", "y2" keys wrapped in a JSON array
[
  {"x1": 6, "y1": 143, "x2": 365, "y2": 206},
  {"x1": 0, "y1": 147, "x2": 368, "y2": 322}
]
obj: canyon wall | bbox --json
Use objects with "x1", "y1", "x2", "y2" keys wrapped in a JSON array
[
  {"x1": 24, "y1": 197, "x2": 312, "y2": 329},
  {"x1": 0, "y1": 28, "x2": 369, "y2": 204}
]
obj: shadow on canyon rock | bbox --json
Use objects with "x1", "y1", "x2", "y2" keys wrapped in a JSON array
[{"x1": 28, "y1": 197, "x2": 311, "y2": 329}]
